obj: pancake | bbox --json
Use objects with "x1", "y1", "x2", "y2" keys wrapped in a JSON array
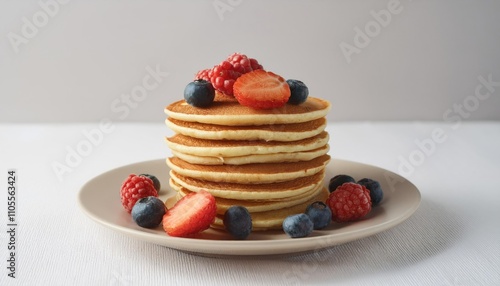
[
  {"x1": 166, "y1": 155, "x2": 330, "y2": 184},
  {"x1": 169, "y1": 170, "x2": 325, "y2": 200},
  {"x1": 163, "y1": 87, "x2": 331, "y2": 232},
  {"x1": 171, "y1": 145, "x2": 329, "y2": 165},
  {"x1": 165, "y1": 131, "x2": 329, "y2": 157},
  {"x1": 171, "y1": 179, "x2": 324, "y2": 214},
  {"x1": 164, "y1": 96, "x2": 330, "y2": 126},
  {"x1": 211, "y1": 187, "x2": 329, "y2": 230},
  {"x1": 165, "y1": 117, "x2": 326, "y2": 141}
]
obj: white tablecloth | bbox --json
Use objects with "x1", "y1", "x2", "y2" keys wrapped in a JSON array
[{"x1": 1, "y1": 121, "x2": 499, "y2": 286}]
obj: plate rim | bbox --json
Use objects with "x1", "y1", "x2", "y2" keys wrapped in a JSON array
[{"x1": 78, "y1": 158, "x2": 421, "y2": 256}]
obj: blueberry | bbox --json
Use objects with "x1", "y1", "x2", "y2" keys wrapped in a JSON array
[
  {"x1": 131, "y1": 196, "x2": 166, "y2": 228},
  {"x1": 328, "y1": 174, "x2": 355, "y2": 193},
  {"x1": 139, "y1": 174, "x2": 161, "y2": 192},
  {"x1": 357, "y1": 178, "x2": 384, "y2": 206},
  {"x1": 223, "y1": 206, "x2": 252, "y2": 239},
  {"x1": 305, "y1": 201, "x2": 332, "y2": 229},
  {"x1": 282, "y1": 214, "x2": 314, "y2": 238},
  {"x1": 286, "y1": 79, "x2": 309, "y2": 105},
  {"x1": 184, "y1": 80, "x2": 215, "y2": 107}
]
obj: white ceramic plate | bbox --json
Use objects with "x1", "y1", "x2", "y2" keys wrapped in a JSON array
[{"x1": 78, "y1": 158, "x2": 420, "y2": 256}]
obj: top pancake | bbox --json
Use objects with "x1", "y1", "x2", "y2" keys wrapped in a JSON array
[{"x1": 165, "y1": 96, "x2": 331, "y2": 126}]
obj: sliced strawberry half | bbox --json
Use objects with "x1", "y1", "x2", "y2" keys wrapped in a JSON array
[
  {"x1": 162, "y1": 190, "x2": 216, "y2": 237},
  {"x1": 233, "y1": 69, "x2": 291, "y2": 109}
]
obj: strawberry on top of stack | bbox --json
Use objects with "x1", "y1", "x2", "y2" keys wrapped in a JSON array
[
  {"x1": 188, "y1": 52, "x2": 306, "y2": 109},
  {"x1": 195, "y1": 53, "x2": 263, "y2": 96}
]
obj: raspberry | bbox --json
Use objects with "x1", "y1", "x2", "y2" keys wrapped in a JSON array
[
  {"x1": 209, "y1": 53, "x2": 264, "y2": 96},
  {"x1": 209, "y1": 61, "x2": 241, "y2": 96},
  {"x1": 249, "y1": 58, "x2": 263, "y2": 70},
  {"x1": 194, "y1": 69, "x2": 211, "y2": 81},
  {"x1": 120, "y1": 174, "x2": 158, "y2": 213},
  {"x1": 227, "y1": 53, "x2": 263, "y2": 74},
  {"x1": 326, "y1": 183, "x2": 371, "y2": 223}
]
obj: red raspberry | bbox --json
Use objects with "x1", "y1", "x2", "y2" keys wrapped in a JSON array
[
  {"x1": 120, "y1": 174, "x2": 158, "y2": 213},
  {"x1": 194, "y1": 69, "x2": 211, "y2": 81},
  {"x1": 227, "y1": 53, "x2": 263, "y2": 74},
  {"x1": 326, "y1": 183, "x2": 372, "y2": 222},
  {"x1": 209, "y1": 60, "x2": 241, "y2": 96},
  {"x1": 209, "y1": 53, "x2": 264, "y2": 96}
]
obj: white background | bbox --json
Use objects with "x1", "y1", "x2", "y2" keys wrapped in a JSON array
[{"x1": 1, "y1": 0, "x2": 499, "y2": 123}]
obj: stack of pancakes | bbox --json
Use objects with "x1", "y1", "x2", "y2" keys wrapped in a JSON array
[{"x1": 164, "y1": 94, "x2": 331, "y2": 230}]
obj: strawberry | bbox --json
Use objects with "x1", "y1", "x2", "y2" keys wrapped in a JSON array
[
  {"x1": 233, "y1": 69, "x2": 291, "y2": 109},
  {"x1": 162, "y1": 190, "x2": 217, "y2": 237}
]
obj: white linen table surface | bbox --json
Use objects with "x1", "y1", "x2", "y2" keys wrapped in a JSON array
[{"x1": 0, "y1": 121, "x2": 499, "y2": 286}]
